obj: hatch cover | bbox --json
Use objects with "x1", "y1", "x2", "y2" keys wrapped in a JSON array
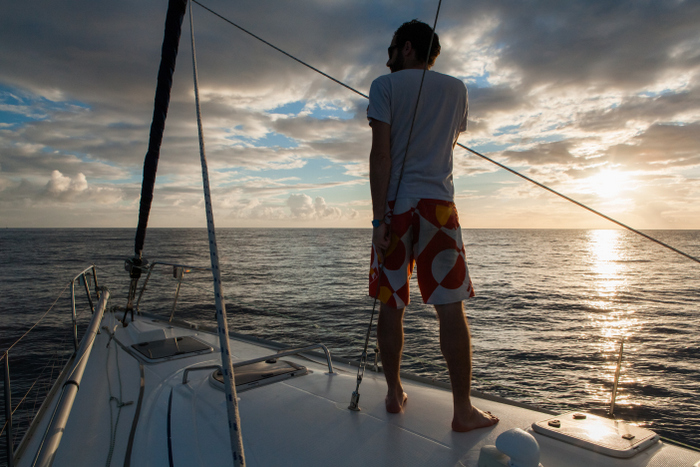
[
  {"x1": 132, "y1": 336, "x2": 213, "y2": 360},
  {"x1": 211, "y1": 360, "x2": 308, "y2": 392},
  {"x1": 532, "y1": 412, "x2": 659, "y2": 458}
]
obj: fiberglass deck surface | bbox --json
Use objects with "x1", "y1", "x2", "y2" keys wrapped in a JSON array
[{"x1": 19, "y1": 312, "x2": 700, "y2": 467}]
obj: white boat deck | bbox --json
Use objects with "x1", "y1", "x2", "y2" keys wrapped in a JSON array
[{"x1": 15, "y1": 310, "x2": 700, "y2": 467}]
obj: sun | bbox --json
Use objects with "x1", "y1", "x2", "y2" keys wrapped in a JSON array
[{"x1": 585, "y1": 169, "x2": 631, "y2": 199}]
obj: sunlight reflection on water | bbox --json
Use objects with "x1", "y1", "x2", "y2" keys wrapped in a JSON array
[
  {"x1": 585, "y1": 230, "x2": 641, "y2": 406},
  {"x1": 588, "y1": 229, "x2": 626, "y2": 299}
]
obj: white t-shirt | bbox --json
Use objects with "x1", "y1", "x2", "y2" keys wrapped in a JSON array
[{"x1": 367, "y1": 69, "x2": 468, "y2": 202}]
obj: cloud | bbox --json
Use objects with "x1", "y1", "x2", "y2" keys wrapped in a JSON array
[
  {"x1": 606, "y1": 123, "x2": 700, "y2": 168},
  {"x1": 0, "y1": 169, "x2": 125, "y2": 208},
  {"x1": 482, "y1": 0, "x2": 700, "y2": 90},
  {"x1": 45, "y1": 170, "x2": 88, "y2": 195},
  {"x1": 502, "y1": 140, "x2": 579, "y2": 166},
  {"x1": 1, "y1": 0, "x2": 700, "y2": 227},
  {"x1": 286, "y1": 193, "x2": 341, "y2": 219}
]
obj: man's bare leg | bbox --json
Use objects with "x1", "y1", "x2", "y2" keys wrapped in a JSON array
[
  {"x1": 377, "y1": 303, "x2": 408, "y2": 413},
  {"x1": 435, "y1": 302, "x2": 499, "y2": 431}
]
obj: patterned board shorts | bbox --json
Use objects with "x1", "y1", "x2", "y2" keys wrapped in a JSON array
[{"x1": 369, "y1": 198, "x2": 475, "y2": 308}]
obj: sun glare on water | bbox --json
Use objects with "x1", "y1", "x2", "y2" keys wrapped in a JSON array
[{"x1": 584, "y1": 230, "x2": 642, "y2": 406}]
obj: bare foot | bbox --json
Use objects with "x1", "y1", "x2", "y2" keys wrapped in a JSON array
[
  {"x1": 385, "y1": 392, "x2": 408, "y2": 413},
  {"x1": 452, "y1": 406, "x2": 499, "y2": 432}
]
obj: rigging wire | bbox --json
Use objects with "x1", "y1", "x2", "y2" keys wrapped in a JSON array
[
  {"x1": 191, "y1": 0, "x2": 367, "y2": 99},
  {"x1": 456, "y1": 144, "x2": 700, "y2": 264},
  {"x1": 1, "y1": 298, "x2": 83, "y2": 443},
  {"x1": 190, "y1": 0, "x2": 700, "y2": 265},
  {"x1": 3, "y1": 283, "x2": 70, "y2": 355},
  {"x1": 0, "y1": 343, "x2": 70, "y2": 440}
]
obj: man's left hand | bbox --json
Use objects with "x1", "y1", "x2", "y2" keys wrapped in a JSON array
[{"x1": 372, "y1": 223, "x2": 390, "y2": 251}]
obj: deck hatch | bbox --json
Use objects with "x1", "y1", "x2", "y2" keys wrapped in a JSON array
[
  {"x1": 532, "y1": 412, "x2": 659, "y2": 458},
  {"x1": 132, "y1": 336, "x2": 213, "y2": 360},
  {"x1": 211, "y1": 360, "x2": 308, "y2": 392}
]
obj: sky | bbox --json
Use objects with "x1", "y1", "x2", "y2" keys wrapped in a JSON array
[{"x1": 1, "y1": 0, "x2": 699, "y2": 229}]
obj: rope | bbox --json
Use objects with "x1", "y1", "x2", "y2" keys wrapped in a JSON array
[
  {"x1": 189, "y1": 3, "x2": 245, "y2": 465},
  {"x1": 391, "y1": 10, "x2": 443, "y2": 206},
  {"x1": 351, "y1": 4, "x2": 445, "y2": 409},
  {"x1": 191, "y1": 0, "x2": 699, "y2": 265}
]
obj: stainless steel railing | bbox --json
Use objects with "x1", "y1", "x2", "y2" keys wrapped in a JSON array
[
  {"x1": 134, "y1": 262, "x2": 211, "y2": 321},
  {"x1": 70, "y1": 265, "x2": 100, "y2": 351},
  {"x1": 32, "y1": 289, "x2": 110, "y2": 467},
  {"x1": 2, "y1": 265, "x2": 100, "y2": 467}
]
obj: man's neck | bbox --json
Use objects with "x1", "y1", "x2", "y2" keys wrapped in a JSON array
[{"x1": 402, "y1": 58, "x2": 429, "y2": 70}]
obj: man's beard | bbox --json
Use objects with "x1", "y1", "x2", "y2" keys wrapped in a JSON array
[{"x1": 389, "y1": 52, "x2": 404, "y2": 73}]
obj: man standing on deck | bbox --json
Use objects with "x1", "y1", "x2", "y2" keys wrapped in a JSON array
[{"x1": 367, "y1": 20, "x2": 498, "y2": 432}]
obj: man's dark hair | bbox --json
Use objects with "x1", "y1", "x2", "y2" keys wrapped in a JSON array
[{"x1": 394, "y1": 20, "x2": 441, "y2": 67}]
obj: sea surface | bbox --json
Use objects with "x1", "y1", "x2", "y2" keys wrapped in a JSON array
[{"x1": 1, "y1": 228, "x2": 699, "y2": 459}]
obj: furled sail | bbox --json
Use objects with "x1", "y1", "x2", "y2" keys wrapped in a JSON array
[
  {"x1": 126, "y1": 0, "x2": 187, "y2": 317},
  {"x1": 134, "y1": 0, "x2": 187, "y2": 260}
]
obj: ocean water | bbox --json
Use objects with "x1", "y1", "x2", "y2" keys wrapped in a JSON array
[{"x1": 1, "y1": 228, "x2": 699, "y2": 459}]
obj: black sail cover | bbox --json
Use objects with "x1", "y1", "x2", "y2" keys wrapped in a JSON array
[{"x1": 134, "y1": 0, "x2": 188, "y2": 260}]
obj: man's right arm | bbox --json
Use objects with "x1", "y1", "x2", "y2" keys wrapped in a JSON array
[{"x1": 369, "y1": 118, "x2": 391, "y2": 250}]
